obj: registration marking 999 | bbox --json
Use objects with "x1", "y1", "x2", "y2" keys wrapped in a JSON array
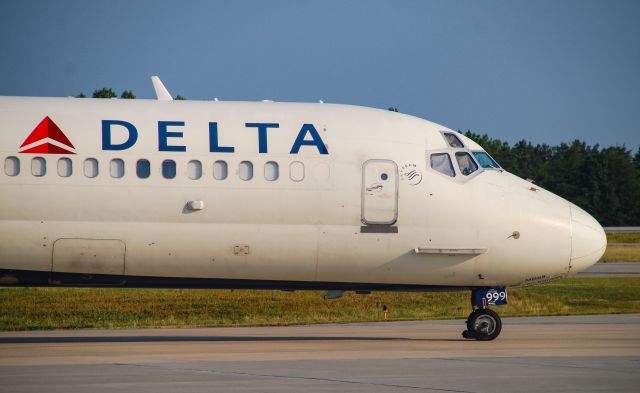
[{"x1": 473, "y1": 288, "x2": 508, "y2": 307}]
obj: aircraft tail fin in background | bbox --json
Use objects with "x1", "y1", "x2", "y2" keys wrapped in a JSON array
[{"x1": 151, "y1": 76, "x2": 173, "y2": 101}]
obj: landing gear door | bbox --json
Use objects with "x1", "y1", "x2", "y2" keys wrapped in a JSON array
[{"x1": 362, "y1": 160, "x2": 398, "y2": 225}]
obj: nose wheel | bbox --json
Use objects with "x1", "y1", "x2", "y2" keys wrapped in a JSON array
[
  {"x1": 462, "y1": 308, "x2": 502, "y2": 340},
  {"x1": 463, "y1": 287, "x2": 507, "y2": 340}
]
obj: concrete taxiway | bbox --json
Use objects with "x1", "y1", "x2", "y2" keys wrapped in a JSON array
[
  {"x1": 1, "y1": 314, "x2": 639, "y2": 392},
  {"x1": 576, "y1": 262, "x2": 640, "y2": 276}
]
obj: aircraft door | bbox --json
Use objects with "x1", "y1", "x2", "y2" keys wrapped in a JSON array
[{"x1": 362, "y1": 160, "x2": 398, "y2": 225}]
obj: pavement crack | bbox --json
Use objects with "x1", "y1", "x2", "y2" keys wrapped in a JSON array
[
  {"x1": 431, "y1": 357, "x2": 639, "y2": 375},
  {"x1": 223, "y1": 370, "x2": 476, "y2": 393},
  {"x1": 114, "y1": 362, "x2": 477, "y2": 393}
]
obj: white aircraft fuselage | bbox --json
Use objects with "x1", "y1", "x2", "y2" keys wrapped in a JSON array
[{"x1": 0, "y1": 95, "x2": 606, "y2": 293}]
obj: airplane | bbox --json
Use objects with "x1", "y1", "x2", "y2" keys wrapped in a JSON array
[{"x1": 0, "y1": 76, "x2": 607, "y2": 340}]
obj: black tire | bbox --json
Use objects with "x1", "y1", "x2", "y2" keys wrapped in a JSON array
[
  {"x1": 465, "y1": 309, "x2": 481, "y2": 331},
  {"x1": 466, "y1": 308, "x2": 502, "y2": 341},
  {"x1": 461, "y1": 330, "x2": 475, "y2": 339}
]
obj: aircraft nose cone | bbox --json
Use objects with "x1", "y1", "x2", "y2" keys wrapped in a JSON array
[{"x1": 570, "y1": 204, "x2": 606, "y2": 273}]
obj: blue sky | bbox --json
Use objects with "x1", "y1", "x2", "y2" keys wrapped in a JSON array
[{"x1": 1, "y1": 0, "x2": 639, "y2": 151}]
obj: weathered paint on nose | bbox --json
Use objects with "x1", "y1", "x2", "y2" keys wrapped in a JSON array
[{"x1": 570, "y1": 204, "x2": 607, "y2": 273}]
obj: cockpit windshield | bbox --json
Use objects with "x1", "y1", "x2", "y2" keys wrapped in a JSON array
[
  {"x1": 443, "y1": 132, "x2": 465, "y2": 148},
  {"x1": 472, "y1": 151, "x2": 501, "y2": 170},
  {"x1": 455, "y1": 152, "x2": 478, "y2": 176}
]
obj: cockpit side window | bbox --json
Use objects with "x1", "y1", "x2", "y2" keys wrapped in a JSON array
[
  {"x1": 430, "y1": 153, "x2": 456, "y2": 177},
  {"x1": 472, "y1": 151, "x2": 501, "y2": 169},
  {"x1": 443, "y1": 132, "x2": 464, "y2": 148},
  {"x1": 455, "y1": 152, "x2": 478, "y2": 176}
]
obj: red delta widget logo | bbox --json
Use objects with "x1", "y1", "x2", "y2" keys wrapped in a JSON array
[{"x1": 19, "y1": 117, "x2": 76, "y2": 155}]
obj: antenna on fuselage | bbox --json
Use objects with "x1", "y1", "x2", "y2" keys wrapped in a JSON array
[{"x1": 151, "y1": 76, "x2": 173, "y2": 101}]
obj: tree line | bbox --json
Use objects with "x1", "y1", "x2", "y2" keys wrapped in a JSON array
[
  {"x1": 76, "y1": 94, "x2": 638, "y2": 225},
  {"x1": 463, "y1": 131, "x2": 640, "y2": 226},
  {"x1": 76, "y1": 88, "x2": 185, "y2": 100}
]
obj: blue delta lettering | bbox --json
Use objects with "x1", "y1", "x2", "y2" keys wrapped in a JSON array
[{"x1": 102, "y1": 120, "x2": 328, "y2": 154}]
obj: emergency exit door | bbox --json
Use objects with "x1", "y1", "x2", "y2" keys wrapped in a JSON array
[{"x1": 361, "y1": 159, "x2": 398, "y2": 225}]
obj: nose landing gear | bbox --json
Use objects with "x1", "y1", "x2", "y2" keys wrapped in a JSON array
[
  {"x1": 462, "y1": 288, "x2": 507, "y2": 341},
  {"x1": 462, "y1": 308, "x2": 502, "y2": 340}
]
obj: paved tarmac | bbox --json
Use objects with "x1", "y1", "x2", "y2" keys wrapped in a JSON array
[
  {"x1": 576, "y1": 262, "x2": 640, "y2": 276},
  {"x1": 1, "y1": 314, "x2": 639, "y2": 393},
  {"x1": 604, "y1": 227, "x2": 640, "y2": 232}
]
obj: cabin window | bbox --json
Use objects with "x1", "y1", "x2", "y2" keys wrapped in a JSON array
[
  {"x1": 430, "y1": 153, "x2": 455, "y2": 177},
  {"x1": 136, "y1": 159, "x2": 151, "y2": 179},
  {"x1": 110, "y1": 159, "x2": 125, "y2": 178},
  {"x1": 472, "y1": 151, "x2": 501, "y2": 169},
  {"x1": 290, "y1": 161, "x2": 305, "y2": 182},
  {"x1": 31, "y1": 157, "x2": 46, "y2": 177},
  {"x1": 187, "y1": 160, "x2": 202, "y2": 180},
  {"x1": 4, "y1": 156, "x2": 20, "y2": 176},
  {"x1": 162, "y1": 160, "x2": 176, "y2": 179},
  {"x1": 57, "y1": 158, "x2": 72, "y2": 177},
  {"x1": 443, "y1": 132, "x2": 464, "y2": 148},
  {"x1": 455, "y1": 152, "x2": 478, "y2": 176},
  {"x1": 83, "y1": 158, "x2": 99, "y2": 178},
  {"x1": 213, "y1": 160, "x2": 227, "y2": 180},
  {"x1": 264, "y1": 161, "x2": 279, "y2": 181},
  {"x1": 239, "y1": 161, "x2": 253, "y2": 181}
]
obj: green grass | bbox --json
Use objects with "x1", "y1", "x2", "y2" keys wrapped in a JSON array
[
  {"x1": 598, "y1": 232, "x2": 640, "y2": 262},
  {"x1": 1, "y1": 277, "x2": 639, "y2": 331},
  {"x1": 600, "y1": 246, "x2": 640, "y2": 262},
  {"x1": 607, "y1": 232, "x2": 640, "y2": 243}
]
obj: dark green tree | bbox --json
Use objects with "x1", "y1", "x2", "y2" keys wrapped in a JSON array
[
  {"x1": 92, "y1": 88, "x2": 117, "y2": 98},
  {"x1": 175, "y1": 94, "x2": 186, "y2": 100},
  {"x1": 75, "y1": 92, "x2": 86, "y2": 98},
  {"x1": 600, "y1": 146, "x2": 640, "y2": 225},
  {"x1": 388, "y1": 107, "x2": 399, "y2": 112},
  {"x1": 120, "y1": 90, "x2": 136, "y2": 99}
]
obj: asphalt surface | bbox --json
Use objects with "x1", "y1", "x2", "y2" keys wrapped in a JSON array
[
  {"x1": 576, "y1": 262, "x2": 640, "y2": 276},
  {"x1": 604, "y1": 227, "x2": 640, "y2": 232},
  {"x1": 1, "y1": 314, "x2": 639, "y2": 393}
]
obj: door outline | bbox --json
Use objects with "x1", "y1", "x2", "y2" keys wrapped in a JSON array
[
  {"x1": 50, "y1": 238, "x2": 126, "y2": 286},
  {"x1": 361, "y1": 159, "x2": 399, "y2": 225}
]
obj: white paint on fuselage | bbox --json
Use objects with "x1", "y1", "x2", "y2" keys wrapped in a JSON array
[{"x1": 0, "y1": 96, "x2": 606, "y2": 288}]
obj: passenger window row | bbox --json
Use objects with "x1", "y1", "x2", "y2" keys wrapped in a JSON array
[{"x1": 3, "y1": 156, "x2": 307, "y2": 182}]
